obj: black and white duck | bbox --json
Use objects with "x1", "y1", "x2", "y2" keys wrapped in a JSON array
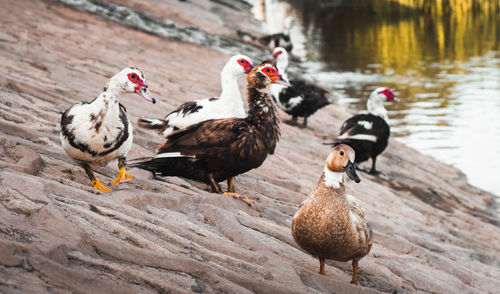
[
  {"x1": 269, "y1": 47, "x2": 333, "y2": 128},
  {"x1": 60, "y1": 67, "x2": 156, "y2": 192},
  {"x1": 333, "y1": 87, "x2": 399, "y2": 175},
  {"x1": 237, "y1": 17, "x2": 295, "y2": 52}
]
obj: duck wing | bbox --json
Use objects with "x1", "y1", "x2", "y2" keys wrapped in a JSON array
[
  {"x1": 277, "y1": 79, "x2": 331, "y2": 115},
  {"x1": 157, "y1": 118, "x2": 243, "y2": 156},
  {"x1": 337, "y1": 114, "x2": 389, "y2": 143},
  {"x1": 137, "y1": 99, "x2": 216, "y2": 136},
  {"x1": 346, "y1": 194, "x2": 373, "y2": 252}
]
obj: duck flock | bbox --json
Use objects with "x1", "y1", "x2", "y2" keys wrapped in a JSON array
[{"x1": 59, "y1": 21, "x2": 400, "y2": 286}]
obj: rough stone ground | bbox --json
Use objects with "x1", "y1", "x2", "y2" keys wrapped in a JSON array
[{"x1": 0, "y1": 1, "x2": 499, "y2": 293}]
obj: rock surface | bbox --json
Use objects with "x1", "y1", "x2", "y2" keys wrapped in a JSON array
[{"x1": 0, "y1": 1, "x2": 499, "y2": 293}]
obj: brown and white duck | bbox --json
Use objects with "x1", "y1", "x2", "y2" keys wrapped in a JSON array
[
  {"x1": 130, "y1": 63, "x2": 289, "y2": 205},
  {"x1": 60, "y1": 67, "x2": 156, "y2": 192},
  {"x1": 291, "y1": 144, "x2": 372, "y2": 285}
]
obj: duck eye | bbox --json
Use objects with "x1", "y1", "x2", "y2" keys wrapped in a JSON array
[
  {"x1": 130, "y1": 74, "x2": 137, "y2": 79},
  {"x1": 340, "y1": 151, "x2": 344, "y2": 156},
  {"x1": 265, "y1": 68, "x2": 271, "y2": 73}
]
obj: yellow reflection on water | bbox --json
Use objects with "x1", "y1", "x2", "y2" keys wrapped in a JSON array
[{"x1": 301, "y1": 5, "x2": 500, "y2": 75}]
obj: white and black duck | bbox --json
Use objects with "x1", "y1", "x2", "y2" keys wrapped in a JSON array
[
  {"x1": 237, "y1": 17, "x2": 295, "y2": 52},
  {"x1": 60, "y1": 67, "x2": 156, "y2": 192},
  {"x1": 269, "y1": 47, "x2": 333, "y2": 128},
  {"x1": 137, "y1": 54, "x2": 253, "y2": 137},
  {"x1": 332, "y1": 87, "x2": 399, "y2": 175}
]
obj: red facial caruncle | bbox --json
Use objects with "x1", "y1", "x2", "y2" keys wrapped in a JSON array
[
  {"x1": 261, "y1": 66, "x2": 279, "y2": 81},
  {"x1": 127, "y1": 72, "x2": 148, "y2": 93},
  {"x1": 273, "y1": 50, "x2": 283, "y2": 58},
  {"x1": 237, "y1": 58, "x2": 253, "y2": 74},
  {"x1": 381, "y1": 88, "x2": 399, "y2": 102},
  {"x1": 260, "y1": 65, "x2": 291, "y2": 87},
  {"x1": 127, "y1": 72, "x2": 156, "y2": 103}
]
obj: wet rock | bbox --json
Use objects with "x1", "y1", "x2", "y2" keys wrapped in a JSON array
[
  {"x1": 0, "y1": 32, "x2": 18, "y2": 43},
  {"x1": 1, "y1": 172, "x2": 48, "y2": 216},
  {"x1": 0, "y1": 241, "x2": 23, "y2": 266},
  {"x1": 191, "y1": 279, "x2": 206, "y2": 293},
  {"x1": 13, "y1": 145, "x2": 45, "y2": 175}
]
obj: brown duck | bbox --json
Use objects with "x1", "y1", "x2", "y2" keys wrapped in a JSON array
[
  {"x1": 291, "y1": 144, "x2": 372, "y2": 285},
  {"x1": 130, "y1": 63, "x2": 290, "y2": 205}
]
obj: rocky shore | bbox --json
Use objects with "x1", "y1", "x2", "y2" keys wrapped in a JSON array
[{"x1": 1, "y1": 0, "x2": 499, "y2": 293}]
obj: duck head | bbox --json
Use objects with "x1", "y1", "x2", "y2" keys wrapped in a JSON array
[
  {"x1": 248, "y1": 63, "x2": 291, "y2": 89},
  {"x1": 224, "y1": 54, "x2": 254, "y2": 76},
  {"x1": 268, "y1": 47, "x2": 289, "y2": 74},
  {"x1": 284, "y1": 16, "x2": 296, "y2": 32},
  {"x1": 367, "y1": 87, "x2": 398, "y2": 120},
  {"x1": 325, "y1": 144, "x2": 361, "y2": 184},
  {"x1": 370, "y1": 87, "x2": 399, "y2": 104},
  {"x1": 106, "y1": 67, "x2": 156, "y2": 104}
]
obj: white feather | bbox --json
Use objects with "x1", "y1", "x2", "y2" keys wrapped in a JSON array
[
  {"x1": 347, "y1": 194, "x2": 366, "y2": 229},
  {"x1": 323, "y1": 166, "x2": 343, "y2": 188},
  {"x1": 287, "y1": 96, "x2": 303, "y2": 108},
  {"x1": 154, "y1": 152, "x2": 195, "y2": 158},
  {"x1": 357, "y1": 120, "x2": 373, "y2": 129},
  {"x1": 148, "y1": 119, "x2": 164, "y2": 126},
  {"x1": 336, "y1": 133, "x2": 377, "y2": 142}
]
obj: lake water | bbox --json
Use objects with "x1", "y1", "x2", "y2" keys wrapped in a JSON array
[{"x1": 258, "y1": 0, "x2": 500, "y2": 196}]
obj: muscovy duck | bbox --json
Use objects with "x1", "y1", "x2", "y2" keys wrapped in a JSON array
[
  {"x1": 269, "y1": 47, "x2": 333, "y2": 128},
  {"x1": 292, "y1": 144, "x2": 371, "y2": 285},
  {"x1": 137, "y1": 54, "x2": 253, "y2": 137},
  {"x1": 130, "y1": 64, "x2": 289, "y2": 205},
  {"x1": 237, "y1": 17, "x2": 295, "y2": 52},
  {"x1": 333, "y1": 87, "x2": 399, "y2": 174},
  {"x1": 60, "y1": 67, "x2": 156, "y2": 192}
]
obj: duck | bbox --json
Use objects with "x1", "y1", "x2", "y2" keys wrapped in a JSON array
[
  {"x1": 130, "y1": 63, "x2": 289, "y2": 205},
  {"x1": 60, "y1": 67, "x2": 156, "y2": 192},
  {"x1": 237, "y1": 17, "x2": 295, "y2": 52},
  {"x1": 332, "y1": 87, "x2": 399, "y2": 175},
  {"x1": 268, "y1": 47, "x2": 333, "y2": 128},
  {"x1": 291, "y1": 144, "x2": 372, "y2": 285},
  {"x1": 137, "y1": 55, "x2": 253, "y2": 137}
]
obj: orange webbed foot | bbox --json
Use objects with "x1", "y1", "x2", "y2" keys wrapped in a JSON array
[
  {"x1": 222, "y1": 192, "x2": 253, "y2": 206},
  {"x1": 110, "y1": 167, "x2": 134, "y2": 186},
  {"x1": 92, "y1": 178, "x2": 112, "y2": 192}
]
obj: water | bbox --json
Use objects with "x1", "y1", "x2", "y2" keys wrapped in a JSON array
[{"x1": 258, "y1": 0, "x2": 500, "y2": 196}]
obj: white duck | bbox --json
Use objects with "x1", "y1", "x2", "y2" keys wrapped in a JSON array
[
  {"x1": 137, "y1": 54, "x2": 253, "y2": 137},
  {"x1": 60, "y1": 67, "x2": 155, "y2": 192}
]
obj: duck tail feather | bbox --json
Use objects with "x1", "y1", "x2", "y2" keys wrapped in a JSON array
[{"x1": 137, "y1": 117, "x2": 168, "y2": 130}]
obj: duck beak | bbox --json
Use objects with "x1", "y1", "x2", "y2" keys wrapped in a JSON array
[
  {"x1": 392, "y1": 96, "x2": 400, "y2": 102},
  {"x1": 266, "y1": 54, "x2": 276, "y2": 62},
  {"x1": 136, "y1": 86, "x2": 156, "y2": 104},
  {"x1": 344, "y1": 160, "x2": 361, "y2": 183},
  {"x1": 244, "y1": 64, "x2": 253, "y2": 74},
  {"x1": 272, "y1": 74, "x2": 291, "y2": 87}
]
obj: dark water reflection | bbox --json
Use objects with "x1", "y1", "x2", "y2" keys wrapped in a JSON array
[{"x1": 284, "y1": 2, "x2": 500, "y2": 196}]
